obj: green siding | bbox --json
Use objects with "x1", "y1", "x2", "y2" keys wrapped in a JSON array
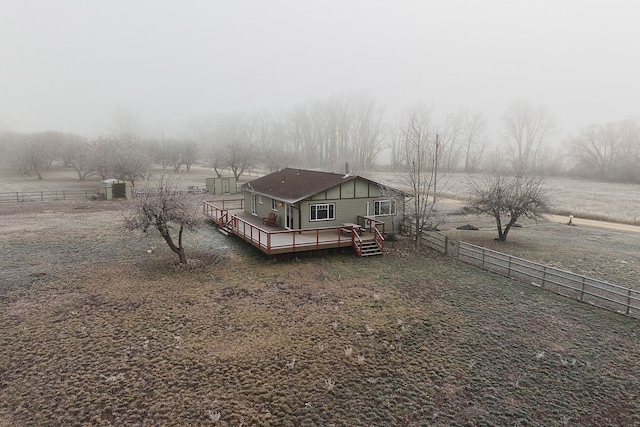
[
  {"x1": 300, "y1": 198, "x2": 370, "y2": 228},
  {"x1": 368, "y1": 184, "x2": 382, "y2": 197},
  {"x1": 341, "y1": 181, "x2": 355, "y2": 198},
  {"x1": 244, "y1": 192, "x2": 282, "y2": 227},
  {"x1": 300, "y1": 192, "x2": 404, "y2": 235},
  {"x1": 355, "y1": 180, "x2": 369, "y2": 197},
  {"x1": 326, "y1": 186, "x2": 340, "y2": 199},
  {"x1": 243, "y1": 178, "x2": 404, "y2": 234}
]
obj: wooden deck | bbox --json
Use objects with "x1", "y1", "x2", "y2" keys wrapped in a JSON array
[{"x1": 202, "y1": 200, "x2": 384, "y2": 256}]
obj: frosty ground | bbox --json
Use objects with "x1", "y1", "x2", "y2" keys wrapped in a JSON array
[{"x1": 1, "y1": 189, "x2": 639, "y2": 425}]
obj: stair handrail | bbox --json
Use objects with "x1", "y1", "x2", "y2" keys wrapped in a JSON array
[
  {"x1": 352, "y1": 227, "x2": 364, "y2": 257},
  {"x1": 373, "y1": 227, "x2": 384, "y2": 253}
]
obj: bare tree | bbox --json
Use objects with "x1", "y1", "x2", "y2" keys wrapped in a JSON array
[
  {"x1": 156, "y1": 139, "x2": 199, "y2": 173},
  {"x1": 461, "y1": 111, "x2": 487, "y2": 172},
  {"x1": 111, "y1": 136, "x2": 151, "y2": 187},
  {"x1": 348, "y1": 93, "x2": 386, "y2": 170},
  {"x1": 18, "y1": 132, "x2": 61, "y2": 179},
  {"x1": 156, "y1": 138, "x2": 183, "y2": 171},
  {"x1": 614, "y1": 118, "x2": 640, "y2": 182},
  {"x1": 280, "y1": 93, "x2": 385, "y2": 170},
  {"x1": 224, "y1": 141, "x2": 256, "y2": 180},
  {"x1": 502, "y1": 100, "x2": 556, "y2": 173},
  {"x1": 122, "y1": 174, "x2": 198, "y2": 264},
  {"x1": 0, "y1": 132, "x2": 11, "y2": 166},
  {"x1": 436, "y1": 110, "x2": 464, "y2": 172},
  {"x1": 285, "y1": 104, "x2": 314, "y2": 166},
  {"x1": 204, "y1": 145, "x2": 223, "y2": 177},
  {"x1": 180, "y1": 141, "x2": 199, "y2": 173},
  {"x1": 89, "y1": 136, "x2": 117, "y2": 180},
  {"x1": 464, "y1": 172, "x2": 550, "y2": 242},
  {"x1": 261, "y1": 113, "x2": 304, "y2": 172},
  {"x1": 87, "y1": 135, "x2": 151, "y2": 185},
  {"x1": 397, "y1": 106, "x2": 442, "y2": 248},
  {"x1": 60, "y1": 134, "x2": 93, "y2": 180},
  {"x1": 3, "y1": 132, "x2": 31, "y2": 173},
  {"x1": 568, "y1": 118, "x2": 640, "y2": 182}
]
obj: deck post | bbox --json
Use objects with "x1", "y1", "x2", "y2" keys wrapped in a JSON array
[{"x1": 267, "y1": 232, "x2": 271, "y2": 253}]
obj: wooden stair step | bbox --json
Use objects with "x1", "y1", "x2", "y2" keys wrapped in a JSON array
[{"x1": 356, "y1": 241, "x2": 383, "y2": 256}]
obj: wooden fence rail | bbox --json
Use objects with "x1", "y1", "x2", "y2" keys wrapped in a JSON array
[
  {"x1": 0, "y1": 190, "x2": 99, "y2": 203},
  {"x1": 0, "y1": 186, "x2": 209, "y2": 203},
  {"x1": 421, "y1": 231, "x2": 640, "y2": 319}
]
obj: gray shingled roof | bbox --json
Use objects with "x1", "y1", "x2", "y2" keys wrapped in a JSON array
[{"x1": 241, "y1": 168, "x2": 358, "y2": 204}]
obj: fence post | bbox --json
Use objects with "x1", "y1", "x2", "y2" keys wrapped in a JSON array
[
  {"x1": 542, "y1": 266, "x2": 547, "y2": 288},
  {"x1": 580, "y1": 277, "x2": 586, "y2": 301},
  {"x1": 482, "y1": 248, "x2": 486, "y2": 268},
  {"x1": 627, "y1": 289, "x2": 632, "y2": 315},
  {"x1": 41, "y1": 192, "x2": 44, "y2": 201},
  {"x1": 444, "y1": 236, "x2": 448, "y2": 256},
  {"x1": 16, "y1": 192, "x2": 19, "y2": 202}
]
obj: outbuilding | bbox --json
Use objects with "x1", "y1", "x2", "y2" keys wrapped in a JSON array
[
  {"x1": 98, "y1": 179, "x2": 132, "y2": 200},
  {"x1": 206, "y1": 176, "x2": 237, "y2": 195}
]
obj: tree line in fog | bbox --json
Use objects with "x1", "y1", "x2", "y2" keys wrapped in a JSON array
[{"x1": 1, "y1": 94, "x2": 638, "y2": 183}]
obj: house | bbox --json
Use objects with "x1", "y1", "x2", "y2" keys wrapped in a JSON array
[
  {"x1": 203, "y1": 168, "x2": 405, "y2": 256},
  {"x1": 241, "y1": 168, "x2": 404, "y2": 234}
]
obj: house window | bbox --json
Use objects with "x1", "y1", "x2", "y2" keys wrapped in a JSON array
[
  {"x1": 310, "y1": 203, "x2": 335, "y2": 221},
  {"x1": 258, "y1": 195, "x2": 263, "y2": 205},
  {"x1": 271, "y1": 199, "x2": 278, "y2": 211},
  {"x1": 251, "y1": 194, "x2": 257, "y2": 215},
  {"x1": 374, "y1": 200, "x2": 396, "y2": 216}
]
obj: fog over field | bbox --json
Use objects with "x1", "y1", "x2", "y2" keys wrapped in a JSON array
[{"x1": 1, "y1": 1, "x2": 638, "y2": 141}]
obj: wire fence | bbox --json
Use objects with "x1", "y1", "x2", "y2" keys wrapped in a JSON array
[{"x1": 420, "y1": 231, "x2": 640, "y2": 319}]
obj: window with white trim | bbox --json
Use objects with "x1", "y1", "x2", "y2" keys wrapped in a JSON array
[
  {"x1": 258, "y1": 195, "x2": 263, "y2": 204},
  {"x1": 310, "y1": 203, "x2": 335, "y2": 221},
  {"x1": 271, "y1": 199, "x2": 278, "y2": 211},
  {"x1": 250, "y1": 194, "x2": 257, "y2": 215},
  {"x1": 374, "y1": 200, "x2": 396, "y2": 216}
]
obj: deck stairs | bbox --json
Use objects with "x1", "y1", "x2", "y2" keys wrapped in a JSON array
[
  {"x1": 218, "y1": 219, "x2": 234, "y2": 236},
  {"x1": 355, "y1": 240, "x2": 384, "y2": 257}
]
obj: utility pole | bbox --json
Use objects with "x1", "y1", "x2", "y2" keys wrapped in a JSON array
[{"x1": 433, "y1": 133, "x2": 439, "y2": 204}]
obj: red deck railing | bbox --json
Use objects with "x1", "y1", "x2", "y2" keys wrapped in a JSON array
[
  {"x1": 203, "y1": 202, "x2": 229, "y2": 227},
  {"x1": 203, "y1": 201, "x2": 383, "y2": 256},
  {"x1": 228, "y1": 214, "x2": 358, "y2": 254},
  {"x1": 357, "y1": 215, "x2": 385, "y2": 253}
]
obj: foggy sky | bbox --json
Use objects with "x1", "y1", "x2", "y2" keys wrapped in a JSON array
[{"x1": 1, "y1": 0, "x2": 638, "y2": 141}]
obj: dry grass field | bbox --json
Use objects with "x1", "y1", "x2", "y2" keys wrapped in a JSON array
[
  {"x1": 442, "y1": 221, "x2": 640, "y2": 290},
  {"x1": 3, "y1": 165, "x2": 640, "y2": 224},
  {"x1": 1, "y1": 166, "x2": 640, "y2": 426}
]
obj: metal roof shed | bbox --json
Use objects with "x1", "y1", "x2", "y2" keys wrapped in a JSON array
[
  {"x1": 98, "y1": 179, "x2": 132, "y2": 200},
  {"x1": 206, "y1": 176, "x2": 237, "y2": 195}
]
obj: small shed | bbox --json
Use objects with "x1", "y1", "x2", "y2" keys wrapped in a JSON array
[
  {"x1": 99, "y1": 179, "x2": 132, "y2": 200},
  {"x1": 206, "y1": 176, "x2": 237, "y2": 195}
]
